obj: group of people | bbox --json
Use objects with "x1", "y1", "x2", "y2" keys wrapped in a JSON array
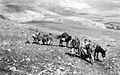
[{"x1": 31, "y1": 32, "x2": 107, "y2": 64}]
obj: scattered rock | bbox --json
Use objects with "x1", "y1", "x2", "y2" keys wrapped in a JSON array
[
  {"x1": 26, "y1": 58, "x2": 31, "y2": 61},
  {"x1": 9, "y1": 67, "x2": 16, "y2": 71},
  {"x1": 0, "y1": 15, "x2": 5, "y2": 19},
  {"x1": 6, "y1": 49, "x2": 11, "y2": 52}
]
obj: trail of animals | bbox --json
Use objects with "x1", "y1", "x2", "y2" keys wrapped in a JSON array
[{"x1": 29, "y1": 32, "x2": 107, "y2": 64}]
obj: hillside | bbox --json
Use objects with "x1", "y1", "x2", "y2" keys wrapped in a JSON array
[
  {"x1": 0, "y1": 0, "x2": 120, "y2": 75},
  {"x1": 0, "y1": 14, "x2": 120, "y2": 75}
]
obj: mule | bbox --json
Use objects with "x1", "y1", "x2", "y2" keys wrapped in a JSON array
[
  {"x1": 70, "y1": 36, "x2": 80, "y2": 55},
  {"x1": 56, "y1": 32, "x2": 72, "y2": 47},
  {"x1": 32, "y1": 33, "x2": 53, "y2": 45},
  {"x1": 42, "y1": 34, "x2": 53, "y2": 45},
  {"x1": 32, "y1": 33, "x2": 41, "y2": 44},
  {"x1": 79, "y1": 43, "x2": 95, "y2": 64},
  {"x1": 94, "y1": 45, "x2": 107, "y2": 61}
]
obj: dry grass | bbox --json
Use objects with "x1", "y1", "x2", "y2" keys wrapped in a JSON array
[{"x1": 0, "y1": 13, "x2": 120, "y2": 75}]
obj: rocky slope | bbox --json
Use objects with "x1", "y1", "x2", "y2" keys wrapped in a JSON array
[
  {"x1": 0, "y1": 16, "x2": 120, "y2": 75},
  {"x1": 0, "y1": 0, "x2": 107, "y2": 29},
  {"x1": 0, "y1": 0, "x2": 120, "y2": 75}
]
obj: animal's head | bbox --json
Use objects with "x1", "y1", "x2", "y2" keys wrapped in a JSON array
[
  {"x1": 102, "y1": 49, "x2": 107, "y2": 59},
  {"x1": 84, "y1": 39, "x2": 88, "y2": 43},
  {"x1": 36, "y1": 32, "x2": 41, "y2": 36},
  {"x1": 49, "y1": 33, "x2": 52, "y2": 35}
]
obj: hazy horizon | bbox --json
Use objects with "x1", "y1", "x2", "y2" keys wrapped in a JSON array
[{"x1": 0, "y1": 0, "x2": 120, "y2": 16}]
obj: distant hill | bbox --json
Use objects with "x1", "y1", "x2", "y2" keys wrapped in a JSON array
[{"x1": 1, "y1": 0, "x2": 120, "y2": 30}]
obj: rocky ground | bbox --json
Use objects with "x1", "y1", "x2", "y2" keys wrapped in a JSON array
[{"x1": 0, "y1": 17, "x2": 120, "y2": 75}]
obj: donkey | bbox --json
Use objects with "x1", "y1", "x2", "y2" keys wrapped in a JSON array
[
  {"x1": 56, "y1": 32, "x2": 72, "y2": 47},
  {"x1": 32, "y1": 33, "x2": 53, "y2": 45},
  {"x1": 70, "y1": 36, "x2": 80, "y2": 55},
  {"x1": 42, "y1": 33, "x2": 53, "y2": 45},
  {"x1": 79, "y1": 42, "x2": 95, "y2": 64},
  {"x1": 32, "y1": 32, "x2": 41, "y2": 44},
  {"x1": 94, "y1": 45, "x2": 107, "y2": 61}
]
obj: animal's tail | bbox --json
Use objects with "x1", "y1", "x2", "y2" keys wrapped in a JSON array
[{"x1": 55, "y1": 35, "x2": 61, "y2": 39}]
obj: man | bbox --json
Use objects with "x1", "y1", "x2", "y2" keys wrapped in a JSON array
[
  {"x1": 47, "y1": 33, "x2": 53, "y2": 45},
  {"x1": 81, "y1": 39, "x2": 92, "y2": 54},
  {"x1": 82, "y1": 39, "x2": 89, "y2": 48}
]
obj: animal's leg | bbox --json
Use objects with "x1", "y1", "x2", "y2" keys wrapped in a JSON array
[
  {"x1": 90, "y1": 53, "x2": 94, "y2": 64},
  {"x1": 60, "y1": 39, "x2": 61, "y2": 45},
  {"x1": 77, "y1": 48, "x2": 80, "y2": 54},
  {"x1": 50, "y1": 40, "x2": 53, "y2": 45},
  {"x1": 42, "y1": 40, "x2": 45, "y2": 45},
  {"x1": 78, "y1": 48, "x2": 81, "y2": 56},
  {"x1": 66, "y1": 42, "x2": 69, "y2": 47},
  {"x1": 42, "y1": 42, "x2": 44, "y2": 45},
  {"x1": 59, "y1": 40, "x2": 61, "y2": 46},
  {"x1": 69, "y1": 42, "x2": 72, "y2": 48},
  {"x1": 46, "y1": 41, "x2": 48, "y2": 45},
  {"x1": 46, "y1": 39, "x2": 49, "y2": 45},
  {"x1": 59, "y1": 40, "x2": 63, "y2": 46},
  {"x1": 75, "y1": 48, "x2": 77, "y2": 54},
  {"x1": 96, "y1": 52, "x2": 99, "y2": 60},
  {"x1": 36, "y1": 39, "x2": 39, "y2": 44},
  {"x1": 45, "y1": 41, "x2": 47, "y2": 45},
  {"x1": 94, "y1": 52, "x2": 96, "y2": 60},
  {"x1": 48, "y1": 39, "x2": 52, "y2": 45},
  {"x1": 48, "y1": 40, "x2": 51, "y2": 45},
  {"x1": 38, "y1": 40, "x2": 41, "y2": 45},
  {"x1": 32, "y1": 35, "x2": 36, "y2": 42}
]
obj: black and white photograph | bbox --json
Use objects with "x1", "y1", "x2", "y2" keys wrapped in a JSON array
[{"x1": 0, "y1": 0, "x2": 120, "y2": 75}]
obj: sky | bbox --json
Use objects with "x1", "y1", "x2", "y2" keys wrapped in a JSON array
[
  {"x1": 63, "y1": 0, "x2": 120, "y2": 15},
  {"x1": 74, "y1": 0, "x2": 120, "y2": 10},
  {"x1": 37, "y1": 0, "x2": 120, "y2": 16},
  {"x1": 83, "y1": 0, "x2": 120, "y2": 15},
  {"x1": 0, "y1": 0, "x2": 120, "y2": 16}
]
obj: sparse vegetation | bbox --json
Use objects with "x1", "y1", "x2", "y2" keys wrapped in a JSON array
[{"x1": 0, "y1": 0, "x2": 120, "y2": 75}]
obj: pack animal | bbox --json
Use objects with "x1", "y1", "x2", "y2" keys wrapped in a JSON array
[
  {"x1": 70, "y1": 37, "x2": 80, "y2": 54},
  {"x1": 80, "y1": 43, "x2": 95, "y2": 64},
  {"x1": 42, "y1": 34, "x2": 53, "y2": 45},
  {"x1": 32, "y1": 33, "x2": 53, "y2": 45},
  {"x1": 32, "y1": 33, "x2": 41, "y2": 44},
  {"x1": 56, "y1": 32, "x2": 72, "y2": 47},
  {"x1": 94, "y1": 45, "x2": 107, "y2": 61}
]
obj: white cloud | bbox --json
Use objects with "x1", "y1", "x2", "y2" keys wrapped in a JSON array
[
  {"x1": 86, "y1": 0, "x2": 120, "y2": 10},
  {"x1": 60, "y1": 0, "x2": 90, "y2": 10},
  {"x1": 52, "y1": 0, "x2": 120, "y2": 15},
  {"x1": 1, "y1": 0, "x2": 120, "y2": 16}
]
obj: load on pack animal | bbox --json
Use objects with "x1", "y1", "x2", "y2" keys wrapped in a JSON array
[
  {"x1": 70, "y1": 36, "x2": 80, "y2": 55},
  {"x1": 78, "y1": 39, "x2": 95, "y2": 64},
  {"x1": 32, "y1": 32, "x2": 41, "y2": 44},
  {"x1": 32, "y1": 32, "x2": 53, "y2": 45}
]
